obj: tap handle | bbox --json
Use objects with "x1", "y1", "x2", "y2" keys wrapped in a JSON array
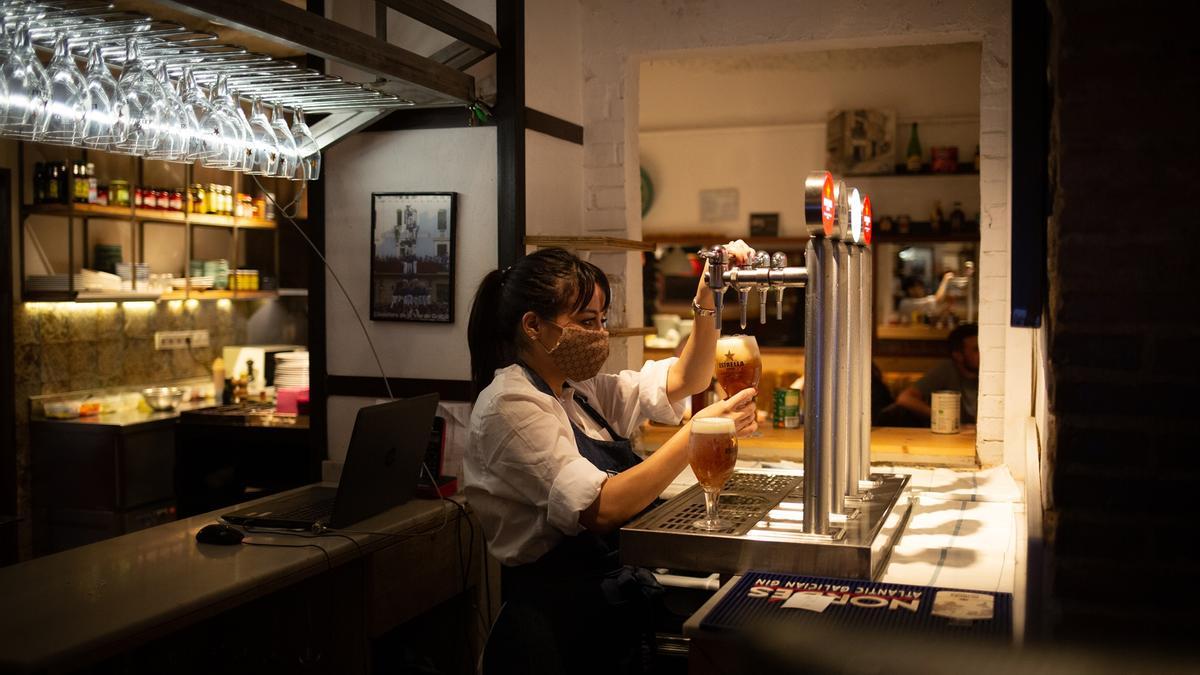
[
  {"x1": 738, "y1": 287, "x2": 750, "y2": 330},
  {"x1": 771, "y1": 252, "x2": 788, "y2": 269},
  {"x1": 775, "y1": 286, "x2": 785, "y2": 320},
  {"x1": 753, "y1": 250, "x2": 771, "y2": 270},
  {"x1": 759, "y1": 287, "x2": 769, "y2": 324}
]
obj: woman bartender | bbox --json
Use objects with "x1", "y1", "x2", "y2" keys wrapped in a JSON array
[{"x1": 464, "y1": 244, "x2": 756, "y2": 673}]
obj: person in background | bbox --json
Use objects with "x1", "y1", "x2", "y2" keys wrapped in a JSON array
[
  {"x1": 879, "y1": 324, "x2": 979, "y2": 427},
  {"x1": 897, "y1": 271, "x2": 954, "y2": 321}
]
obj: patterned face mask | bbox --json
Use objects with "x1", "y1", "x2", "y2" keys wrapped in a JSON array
[{"x1": 542, "y1": 321, "x2": 610, "y2": 381}]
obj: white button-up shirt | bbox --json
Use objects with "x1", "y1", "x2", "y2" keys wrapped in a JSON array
[{"x1": 464, "y1": 359, "x2": 685, "y2": 566}]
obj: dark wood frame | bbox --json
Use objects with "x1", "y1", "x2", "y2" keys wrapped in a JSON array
[
  {"x1": 369, "y1": 192, "x2": 458, "y2": 323},
  {"x1": 1, "y1": 167, "x2": 17, "y2": 565}
]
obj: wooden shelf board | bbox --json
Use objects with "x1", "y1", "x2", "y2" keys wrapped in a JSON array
[
  {"x1": 134, "y1": 208, "x2": 187, "y2": 224},
  {"x1": 235, "y1": 217, "x2": 278, "y2": 229},
  {"x1": 188, "y1": 213, "x2": 237, "y2": 227},
  {"x1": 525, "y1": 235, "x2": 655, "y2": 252},
  {"x1": 25, "y1": 203, "x2": 134, "y2": 219},
  {"x1": 608, "y1": 327, "x2": 655, "y2": 338}
]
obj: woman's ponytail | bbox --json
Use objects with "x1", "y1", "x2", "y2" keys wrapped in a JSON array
[{"x1": 468, "y1": 269, "x2": 508, "y2": 400}]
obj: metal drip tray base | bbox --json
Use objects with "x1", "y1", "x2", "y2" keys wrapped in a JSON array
[{"x1": 621, "y1": 469, "x2": 910, "y2": 580}]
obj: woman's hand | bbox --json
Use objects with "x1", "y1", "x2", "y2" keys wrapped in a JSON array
[
  {"x1": 694, "y1": 387, "x2": 758, "y2": 437},
  {"x1": 695, "y1": 239, "x2": 755, "y2": 305}
]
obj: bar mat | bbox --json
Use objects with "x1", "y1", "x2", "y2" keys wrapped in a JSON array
[{"x1": 701, "y1": 570, "x2": 1012, "y2": 640}]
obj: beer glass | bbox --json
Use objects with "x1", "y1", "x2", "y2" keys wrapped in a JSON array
[
  {"x1": 714, "y1": 333, "x2": 761, "y2": 436},
  {"x1": 689, "y1": 417, "x2": 739, "y2": 530}
]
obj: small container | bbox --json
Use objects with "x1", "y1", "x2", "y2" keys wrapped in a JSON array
[
  {"x1": 134, "y1": 186, "x2": 145, "y2": 208},
  {"x1": 170, "y1": 189, "x2": 184, "y2": 212},
  {"x1": 96, "y1": 186, "x2": 108, "y2": 206},
  {"x1": 109, "y1": 179, "x2": 131, "y2": 207},
  {"x1": 156, "y1": 189, "x2": 169, "y2": 210},
  {"x1": 772, "y1": 388, "x2": 801, "y2": 429},
  {"x1": 931, "y1": 390, "x2": 961, "y2": 434},
  {"x1": 206, "y1": 184, "x2": 220, "y2": 214},
  {"x1": 191, "y1": 183, "x2": 206, "y2": 213},
  {"x1": 254, "y1": 196, "x2": 267, "y2": 219},
  {"x1": 141, "y1": 187, "x2": 154, "y2": 209}
]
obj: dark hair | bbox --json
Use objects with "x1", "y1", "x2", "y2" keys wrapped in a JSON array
[
  {"x1": 467, "y1": 248, "x2": 611, "y2": 400},
  {"x1": 901, "y1": 276, "x2": 926, "y2": 294},
  {"x1": 948, "y1": 323, "x2": 978, "y2": 355}
]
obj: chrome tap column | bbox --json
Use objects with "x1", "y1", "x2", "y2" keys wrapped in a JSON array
[
  {"x1": 831, "y1": 181, "x2": 852, "y2": 516},
  {"x1": 859, "y1": 196, "x2": 877, "y2": 487},
  {"x1": 802, "y1": 171, "x2": 836, "y2": 534}
]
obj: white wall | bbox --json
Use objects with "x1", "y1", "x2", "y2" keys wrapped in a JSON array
[
  {"x1": 579, "y1": 0, "x2": 1017, "y2": 470},
  {"x1": 321, "y1": 0, "x2": 500, "y2": 462},
  {"x1": 639, "y1": 43, "x2": 982, "y2": 236}
]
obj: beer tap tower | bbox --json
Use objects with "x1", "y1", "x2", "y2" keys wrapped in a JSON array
[{"x1": 621, "y1": 171, "x2": 911, "y2": 580}]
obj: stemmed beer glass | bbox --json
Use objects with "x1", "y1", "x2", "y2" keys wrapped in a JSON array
[
  {"x1": 714, "y1": 333, "x2": 762, "y2": 436},
  {"x1": 688, "y1": 417, "x2": 739, "y2": 531}
]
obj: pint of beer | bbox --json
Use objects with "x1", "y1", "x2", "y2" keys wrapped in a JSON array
[
  {"x1": 689, "y1": 417, "x2": 738, "y2": 530},
  {"x1": 714, "y1": 334, "x2": 761, "y2": 397}
]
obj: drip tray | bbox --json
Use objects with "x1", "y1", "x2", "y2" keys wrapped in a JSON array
[{"x1": 621, "y1": 469, "x2": 911, "y2": 580}]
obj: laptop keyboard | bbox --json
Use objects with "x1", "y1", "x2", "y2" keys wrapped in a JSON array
[{"x1": 272, "y1": 496, "x2": 336, "y2": 522}]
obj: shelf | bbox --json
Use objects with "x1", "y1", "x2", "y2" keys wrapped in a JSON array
[
  {"x1": 872, "y1": 222, "x2": 980, "y2": 242},
  {"x1": 25, "y1": 204, "x2": 276, "y2": 229},
  {"x1": 158, "y1": 290, "x2": 277, "y2": 301},
  {"x1": 525, "y1": 236, "x2": 655, "y2": 252},
  {"x1": 24, "y1": 203, "x2": 135, "y2": 220},
  {"x1": 22, "y1": 290, "x2": 162, "y2": 303},
  {"x1": 845, "y1": 166, "x2": 980, "y2": 178},
  {"x1": 642, "y1": 233, "x2": 810, "y2": 248},
  {"x1": 608, "y1": 327, "x2": 656, "y2": 338}
]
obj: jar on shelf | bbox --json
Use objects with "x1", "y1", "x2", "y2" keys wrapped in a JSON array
[
  {"x1": 140, "y1": 187, "x2": 153, "y2": 209},
  {"x1": 206, "y1": 184, "x2": 220, "y2": 214},
  {"x1": 170, "y1": 189, "x2": 184, "y2": 212},
  {"x1": 190, "y1": 184, "x2": 205, "y2": 213},
  {"x1": 109, "y1": 180, "x2": 131, "y2": 207}
]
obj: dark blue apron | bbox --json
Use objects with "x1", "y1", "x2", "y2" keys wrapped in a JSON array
[{"x1": 493, "y1": 365, "x2": 662, "y2": 674}]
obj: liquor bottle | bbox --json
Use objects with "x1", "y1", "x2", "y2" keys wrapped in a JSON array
[
  {"x1": 949, "y1": 201, "x2": 965, "y2": 231},
  {"x1": 86, "y1": 163, "x2": 97, "y2": 204},
  {"x1": 33, "y1": 163, "x2": 46, "y2": 204},
  {"x1": 74, "y1": 163, "x2": 90, "y2": 203},
  {"x1": 931, "y1": 200, "x2": 944, "y2": 232},
  {"x1": 906, "y1": 123, "x2": 923, "y2": 172}
]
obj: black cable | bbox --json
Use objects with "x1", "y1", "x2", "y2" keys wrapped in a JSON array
[{"x1": 250, "y1": 174, "x2": 393, "y2": 399}]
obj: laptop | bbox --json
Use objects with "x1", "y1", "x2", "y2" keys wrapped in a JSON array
[{"x1": 222, "y1": 393, "x2": 440, "y2": 529}]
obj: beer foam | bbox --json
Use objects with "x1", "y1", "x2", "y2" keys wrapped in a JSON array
[
  {"x1": 715, "y1": 335, "x2": 758, "y2": 364},
  {"x1": 692, "y1": 417, "x2": 736, "y2": 435}
]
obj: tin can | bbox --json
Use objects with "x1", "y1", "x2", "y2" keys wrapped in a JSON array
[
  {"x1": 773, "y1": 388, "x2": 801, "y2": 429},
  {"x1": 931, "y1": 390, "x2": 961, "y2": 434}
]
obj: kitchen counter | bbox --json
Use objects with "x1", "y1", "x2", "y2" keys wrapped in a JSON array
[
  {"x1": 0, "y1": 485, "x2": 477, "y2": 674},
  {"x1": 639, "y1": 423, "x2": 977, "y2": 466},
  {"x1": 30, "y1": 399, "x2": 216, "y2": 430}
]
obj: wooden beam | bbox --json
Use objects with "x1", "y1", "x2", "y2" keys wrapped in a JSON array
[
  {"x1": 158, "y1": 0, "x2": 475, "y2": 105},
  {"x1": 429, "y1": 39, "x2": 490, "y2": 71},
  {"x1": 375, "y1": 0, "x2": 501, "y2": 53},
  {"x1": 525, "y1": 107, "x2": 583, "y2": 145}
]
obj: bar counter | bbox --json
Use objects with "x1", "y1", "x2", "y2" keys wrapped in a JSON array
[
  {"x1": 0, "y1": 486, "x2": 479, "y2": 674},
  {"x1": 639, "y1": 423, "x2": 978, "y2": 466}
]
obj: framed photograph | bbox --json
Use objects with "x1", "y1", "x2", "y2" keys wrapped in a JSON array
[
  {"x1": 749, "y1": 212, "x2": 780, "y2": 237},
  {"x1": 826, "y1": 109, "x2": 896, "y2": 175},
  {"x1": 370, "y1": 192, "x2": 456, "y2": 323}
]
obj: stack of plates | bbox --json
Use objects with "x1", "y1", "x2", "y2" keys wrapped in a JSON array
[
  {"x1": 27, "y1": 271, "x2": 121, "y2": 292},
  {"x1": 169, "y1": 276, "x2": 214, "y2": 290},
  {"x1": 274, "y1": 351, "x2": 309, "y2": 389}
]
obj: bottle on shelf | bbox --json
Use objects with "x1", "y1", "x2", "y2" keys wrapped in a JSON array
[
  {"x1": 86, "y1": 163, "x2": 97, "y2": 204},
  {"x1": 906, "y1": 123, "x2": 923, "y2": 172},
  {"x1": 33, "y1": 162, "x2": 46, "y2": 204},
  {"x1": 949, "y1": 201, "x2": 966, "y2": 230},
  {"x1": 134, "y1": 186, "x2": 145, "y2": 209},
  {"x1": 930, "y1": 200, "x2": 944, "y2": 232},
  {"x1": 73, "y1": 163, "x2": 89, "y2": 204}
]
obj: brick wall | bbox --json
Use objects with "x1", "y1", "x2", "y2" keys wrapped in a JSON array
[{"x1": 1045, "y1": 0, "x2": 1200, "y2": 645}]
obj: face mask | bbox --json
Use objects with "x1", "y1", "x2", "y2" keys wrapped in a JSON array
[{"x1": 542, "y1": 322, "x2": 609, "y2": 381}]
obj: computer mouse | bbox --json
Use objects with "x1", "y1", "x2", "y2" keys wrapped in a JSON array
[{"x1": 195, "y1": 523, "x2": 244, "y2": 546}]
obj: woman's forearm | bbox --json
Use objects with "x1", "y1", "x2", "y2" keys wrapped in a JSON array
[
  {"x1": 666, "y1": 278, "x2": 719, "y2": 401},
  {"x1": 579, "y1": 422, "x2": 692, "y2": 533}
]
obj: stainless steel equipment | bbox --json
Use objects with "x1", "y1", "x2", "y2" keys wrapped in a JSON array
[
  {"x1": 624, "y1": 170, "x2": 905, "y2": 579},
  {"x1": 621, "y1": 469, "x2": 910, "y2": 579}
]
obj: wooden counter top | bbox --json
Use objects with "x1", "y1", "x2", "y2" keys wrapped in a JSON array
[
  {"x1": 639, "y1": 423, "x2": 977, "y2": 467},
  {"x1": 0, "y1": 486, "x2": 461, "y2": 674}
]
